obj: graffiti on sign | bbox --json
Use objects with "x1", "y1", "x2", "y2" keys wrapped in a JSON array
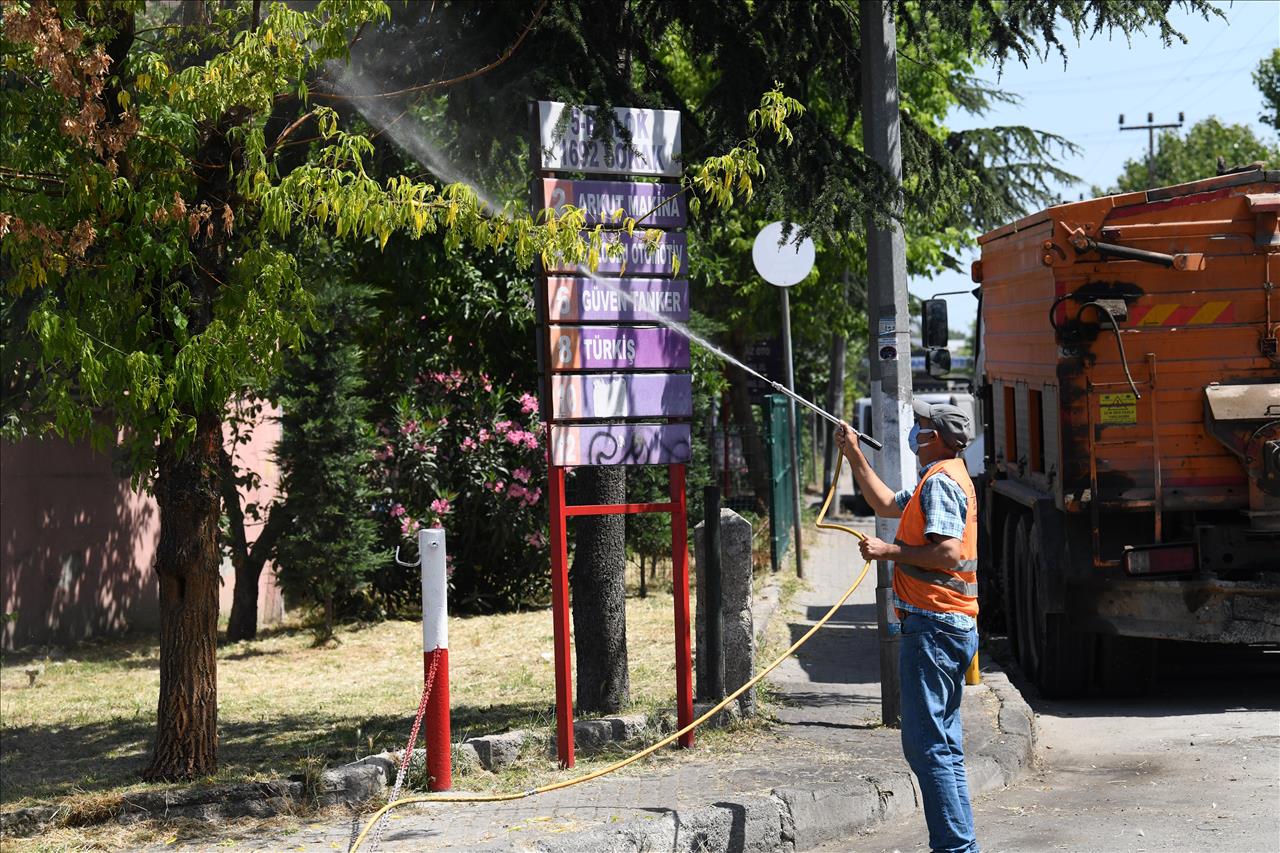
[
  {"x1": 550, "y1": 423, "x2": 692, "y2": 466},
  {"x1": 537, "y1": 102, "x2": 682, "y2": 177}
]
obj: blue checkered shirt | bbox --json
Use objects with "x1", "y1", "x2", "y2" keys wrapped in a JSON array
[{"x1": 892, "y1": 464, "x2": 976, "y2": 631}]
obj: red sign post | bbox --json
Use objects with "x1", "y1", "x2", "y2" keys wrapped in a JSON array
[{"x1": 533, "y1": 101, "x2": 693, "y2": 767}]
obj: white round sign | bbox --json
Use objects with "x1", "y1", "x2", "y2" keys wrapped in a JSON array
[{"x1": 752, "y1": 221, "x2": 815, "y2": 287}]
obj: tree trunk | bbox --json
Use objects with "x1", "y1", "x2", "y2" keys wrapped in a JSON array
[
  {"x1": 225, "y1": 562, "x2": 260, "y2": 642},
  {"x1": 219, "y1": 446, "x2": 258, "y2": 642},
  {"x1": 221, "y1": 447, "x2": 290, "y2": 642},
  {"x1": 144, "y1": 413, "x2": 222, "y2": 782},
  {"x1": 823, "y1": 268, "x2": 852, "y2": 493},
  {"x1": 726, "y1": 334, "x2": 771, "y2": 514},
  {"x1": 570, "y1": 466, "x2": 630, "y2": 714}
]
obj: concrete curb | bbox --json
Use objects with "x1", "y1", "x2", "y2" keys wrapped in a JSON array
[{"x1": 518, "y1": 659, "x2": 1037, "y2": 853}]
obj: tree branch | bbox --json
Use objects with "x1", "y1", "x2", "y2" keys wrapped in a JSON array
[
  {"x1": 313, "y1": 0, "x2": 549, "y2": 101},
  {"x1": 248, "y1": 502, "x2": 291, "y2": 571},
  {"x1": 268, "y1": 109, "x2": 319, "y2": 158}
]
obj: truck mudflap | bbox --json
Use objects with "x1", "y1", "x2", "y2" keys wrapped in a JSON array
[{"x1": 1072, "y1": 577, "x2": 1280, "y2": 644}]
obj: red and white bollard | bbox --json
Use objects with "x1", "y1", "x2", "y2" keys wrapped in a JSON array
[{"x1": 418, "y1": 527, "x2": 451, "y2": 791}]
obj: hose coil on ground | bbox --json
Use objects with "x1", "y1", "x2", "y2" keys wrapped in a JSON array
[{"x1": 350, "y1": 454, "x2": 870, "y2": 853}]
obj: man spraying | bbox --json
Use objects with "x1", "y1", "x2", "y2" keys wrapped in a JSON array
[{"x1": 836, "y1": 400, "x2": 980, "y2": 853}]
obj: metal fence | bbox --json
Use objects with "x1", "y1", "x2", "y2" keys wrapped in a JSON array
[{"x1": 764, "y1": 394, "x2": 795, "y2": 573}]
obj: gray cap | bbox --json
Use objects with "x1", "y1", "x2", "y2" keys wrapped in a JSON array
[{"x1": 912, "y1": 399, "x2": 972, "y2": 450}]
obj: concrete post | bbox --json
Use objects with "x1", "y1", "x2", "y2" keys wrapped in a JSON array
[
  {"x1": 861, "y1": 0, "x2": 915, "y2": 728},
  {"x1": 694, "y1": 509, "x2": 756, "y2": 716}
]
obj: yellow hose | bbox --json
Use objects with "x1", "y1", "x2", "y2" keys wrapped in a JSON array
[{"x1": 349, "y1": 455, "x2": 866, "y2": 852}]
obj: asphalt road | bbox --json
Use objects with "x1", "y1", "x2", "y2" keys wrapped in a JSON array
[{"x1": 813, "y1": 642, "x2": 1280, "y2": 853}]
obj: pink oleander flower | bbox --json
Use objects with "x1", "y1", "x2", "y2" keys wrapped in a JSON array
[
  {"x1": 430, "y1": 498, "x2": 451, "y2": 515},
  {"x1": 513, "y1": 467, "x2": 531, "y2": 483},
  {"x1": 525, "y1": 532, "x2": 546, "y2": 549},
  {"x1": 505, "y1": 430, "x2": 526, "y2": 446},
  {"x1": 478, "y1": 429, "x2": 491, "y2": 443},
  {"x1": 519, "y1": 393, "x2": 538, "y2": 414},
  {"x1": 507, "y1": 483, "x2": 527, "y2": 500},
  {"x1": 439, "y1": 417, "x2": 448, "y2": 428},
  {"x1": 390, "y1": 503, "x2": 406, "y2": 518},
  {"x1": 413, "y1": 442, "x2": 428, "y2": 453},
  {"x1": 461, "y1": 437, "x2": 477, "y2": 451},
  {"x1": 494, "y1": 480, "x2": 506, "y2": 493},
  {"x1": 522, "y1": 432, "x2": 539, "y2": 450},
  {"x1": 401, "y1": 516, "x2": 420, "y2": 535},
  {"x1": 524, "y1": 487, "x2": 542, "y2": 506},
  {"x1": 494, "y1": 419, "x2": 513, "y2": 434},
  {"x1": 431, "y1": 519, "x2": 443, "y2": 529},
  {"x1": 445, "y1": 554, "x2": 455, "y2": 577},
  {"x1": 400, "y1": 420, "x2": 418, "y2": 435}
]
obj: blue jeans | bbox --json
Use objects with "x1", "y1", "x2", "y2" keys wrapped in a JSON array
[{"x1": 899, "y1": 611, "x2": 980, "y2": 853}]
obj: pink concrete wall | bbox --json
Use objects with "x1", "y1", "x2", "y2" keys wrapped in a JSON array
[
  {"x1": 219, "y1": 404, "x2": 285, "y2": 627},
  {"x1": 1, "y1": 408, "x2": 284, "y2": 650}
]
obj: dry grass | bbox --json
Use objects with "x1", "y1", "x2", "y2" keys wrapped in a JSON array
[
  {"x1": 0, "y1": 579, "x2": 702, "y2": 806},
  {"x1": 1, "y1": 526, "x2": 799, "y2": 851}
]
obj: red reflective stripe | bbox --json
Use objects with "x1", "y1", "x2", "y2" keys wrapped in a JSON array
[{"x1": 1108, "y1": 186, "x2": 1234, "y2": 220}]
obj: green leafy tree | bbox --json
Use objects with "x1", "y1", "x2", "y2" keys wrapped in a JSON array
[
  {"x1": 332, "y1": 0, "x2": 1218, "y2": 708},
  {"x1": 1098, "y1": 118, "x2": 1280, "y2": 193},
  {"x1": 1253, "y1": 48, "x2": 1280, "y2": 133},
  {"x1": 0, "y1": 0, "x2": 772, "y2": 779},
  {"x1": 273, "y1": 274, "x2": 380, "y2": 643}
]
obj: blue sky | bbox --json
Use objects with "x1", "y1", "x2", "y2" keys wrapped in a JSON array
[{"x1": 915, "y1": 0, "x2": 1280, "y2": 333}]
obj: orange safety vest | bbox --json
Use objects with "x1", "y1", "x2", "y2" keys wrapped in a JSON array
[{"x1": 892, "y1": 457, "x2": 979, "y2": 618}]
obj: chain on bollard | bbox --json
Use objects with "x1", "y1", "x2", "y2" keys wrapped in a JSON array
[{"x1": 366, "y1": 645, "x2": 445, "y2": 850}]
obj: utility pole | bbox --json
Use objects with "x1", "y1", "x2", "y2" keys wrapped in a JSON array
[
  {"x1": 860, "y1": 0, "x2": 914, "y2": 728},
  {"x1": 1119, "y1": 111, "x2": 1183, "y2": 187}
]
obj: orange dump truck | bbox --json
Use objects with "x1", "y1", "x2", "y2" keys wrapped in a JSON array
[{"x1": 963, "y1": 168, "x2": 1280, "y2": 697}]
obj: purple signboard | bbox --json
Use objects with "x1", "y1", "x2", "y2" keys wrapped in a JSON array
[
  {"x1": 546, "y1": 277, "x2": 689, "y2": 323},
  {"x1": 546, "y1": 232, "x2": 686, "y2": 276},
  {"x1": 541, "y1": 179, "x2": 686, "y2": 229},
  {"x1": 550, "y1": 373, "x2": 692, "y2": 421},
  {"x1": 551, "y1": 423, "x2": 692, "y2": 466},
  {"x1": 547, "y1": 325, "x2": 690, "y2": 371}
]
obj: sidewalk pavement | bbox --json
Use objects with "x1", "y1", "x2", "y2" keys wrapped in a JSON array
[{"x1": 223, "y1": 515, "x2": 1036, "y2": 852}]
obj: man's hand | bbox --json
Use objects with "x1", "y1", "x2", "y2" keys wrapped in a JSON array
[
  {"x1": 835, "y1": 421, "x2": 864, "y2": 462},
  {"x1": 858, "y1": 536, "x2": 896, "y2": 563}
]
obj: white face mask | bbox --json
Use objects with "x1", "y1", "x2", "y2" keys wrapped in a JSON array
[{"x1": 908, "y1": 423, "x2": 936, "y2": 455}]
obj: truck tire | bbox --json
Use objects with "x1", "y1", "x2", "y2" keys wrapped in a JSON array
[{"x1": 1028, "y1": 524, "x2": 1093, "y2": 699}]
